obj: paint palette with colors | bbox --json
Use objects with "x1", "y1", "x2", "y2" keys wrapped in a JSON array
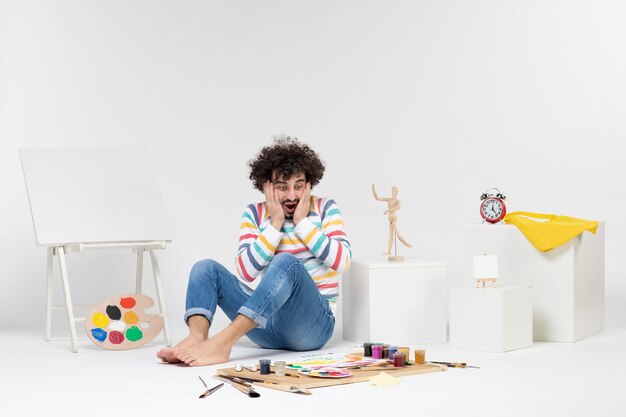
[
  {"x1": 86, "y1": 293, "x2": 163, "y2": 350},
  {"x1": 297, "y1": 367, "x2": 353, "y2": 378}
]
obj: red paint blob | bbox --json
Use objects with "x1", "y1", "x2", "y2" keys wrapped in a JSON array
[
  {"x1": 109, "y1": 331, "x2": 125, "y2": 344},
  {"x1": 120, "y1": 297, "x2": 136, "y2": 309}
]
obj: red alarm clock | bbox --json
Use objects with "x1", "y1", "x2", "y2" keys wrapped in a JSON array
[{"x1": 480, "y1": 188, "x2": 506, "y2": 224}]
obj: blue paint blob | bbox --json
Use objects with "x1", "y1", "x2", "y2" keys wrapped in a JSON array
[{"x1": 91, "y1": 327, "x2": 107, "y2": 342}]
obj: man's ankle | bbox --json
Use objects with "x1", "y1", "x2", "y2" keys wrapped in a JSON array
[{"x1": 187, "y1": 315, "x2": 210, "y2": 340}]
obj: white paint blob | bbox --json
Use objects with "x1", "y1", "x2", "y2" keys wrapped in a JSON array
[
  {"x1": 140, "y1": 322, "x2": 150, "y2": 329},
  {"x1": 108, "y1": 321, "x2": 126, "y2": 331}
]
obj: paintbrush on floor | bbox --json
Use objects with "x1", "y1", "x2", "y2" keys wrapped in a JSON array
[{"x1": 198, "y1": 376, "x2": 224, "y2": 398}]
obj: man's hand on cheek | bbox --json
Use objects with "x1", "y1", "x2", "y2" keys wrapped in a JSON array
[
  {"x1": 293, "y1": 183, "x2": 311, "y2": 225},
  {"x1": 264, "y1": 181, "x2": 285, "y2": 230}
]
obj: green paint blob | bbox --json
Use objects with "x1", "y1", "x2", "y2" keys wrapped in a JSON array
[{"x1": 125, "y1": 326, "x2": 143, "y2": 342}]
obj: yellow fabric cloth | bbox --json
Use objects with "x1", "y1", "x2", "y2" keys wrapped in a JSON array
[{"x1": 503, "y1": 212, "x2": 599, "y2": 252}]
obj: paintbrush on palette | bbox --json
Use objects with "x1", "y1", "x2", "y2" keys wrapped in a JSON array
[
  {"x1": 213, "y1": 375, "x2": 261, "y2": 398},
  {"x1": 430, "y1": 361, "x2": 480, "y2": 369},
  {"x1": 253, "y1": 381, "x2": 312, "y2": 395},
  {"x1": 225, "y1": 374, "x2": 312, "y2": 395}
]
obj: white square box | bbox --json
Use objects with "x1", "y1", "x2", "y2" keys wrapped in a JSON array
[
  {"x1": 449, "y1": 286, "x2": 533, "y2": 352},
  {"x1": 464, "y1": 223, "x2": 605, "y2": 342},
  {"x1": 342, "y1": 259, "x2": 447, "y2": 344}
]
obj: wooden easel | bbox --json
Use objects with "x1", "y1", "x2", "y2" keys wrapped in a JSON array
[
  {"x1": 475, "y1": 277, "x2": 497, "y2": 288},
  {"x1": 21, "y1": 147, "x2": 173, "y2": 352}
]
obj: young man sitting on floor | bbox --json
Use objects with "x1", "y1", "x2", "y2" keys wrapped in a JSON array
[{"x1": 157, "y1": 136, "x2": 351, "y2": 366}]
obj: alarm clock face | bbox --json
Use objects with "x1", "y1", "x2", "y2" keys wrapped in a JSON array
[{"x1": 480, "y1": 197, "x2": 506, "y2": 223}]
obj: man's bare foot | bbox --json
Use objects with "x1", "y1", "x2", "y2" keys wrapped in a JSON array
[
  {"x1": 173, "y1": 333, "x2": 233, "y2": 367},
  {"x1": 157, "y1": 335, "x2": 205, "y2": 364}
]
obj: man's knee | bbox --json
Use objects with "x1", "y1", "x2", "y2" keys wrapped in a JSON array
[
  {"x1": 268, "y1": 253, "x2": 306, "y2": 285},
  {"x1": 189, "y1": 259, "x2": 221, "y2": 283}
]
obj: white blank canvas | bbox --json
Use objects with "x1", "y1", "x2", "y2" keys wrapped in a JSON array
[
  {"x1": 473, "y1": 254, "x2": 498, "y2": 279},
  {"x1": 20, "y1": 147, "x2": 173, "y2": 245}
]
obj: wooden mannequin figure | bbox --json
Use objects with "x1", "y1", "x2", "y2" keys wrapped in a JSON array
[{"x1": 372, "y1": 183, "x2": 412, "y2": 261}]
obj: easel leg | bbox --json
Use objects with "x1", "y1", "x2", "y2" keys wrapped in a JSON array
[
  {"x1": 135, "y1": 249, "x2": 144, "y2": 293},
  {"x1": 57, "y1": 247, "x2": 78, "y2": 353},
  {"x1": 149, "y1": 250, "x2": 172, "y2": 347},
  {"x1": 46, "y1": 247, "x2": 53, "y2": 341}
]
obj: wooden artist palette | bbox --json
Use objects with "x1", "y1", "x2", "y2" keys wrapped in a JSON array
[
  {"x1": 86, "y1": 293, "x2": 163, "y2": 350},
  {"x1": 217, "y1": 362, "x2": 446, "y2": 391}
]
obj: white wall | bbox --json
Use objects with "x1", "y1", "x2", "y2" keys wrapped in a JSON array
[{"x1": 1, "y1": 0, "x2": 625, "y2": 335}]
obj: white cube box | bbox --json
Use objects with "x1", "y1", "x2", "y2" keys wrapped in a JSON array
[
  {"x1": 449, "y1": 286, "x2": 532, "y2": 352},
  {"x1": 464, "y1": 223, "x2": 605, "y2": 342},
  {"x1": 342, "y1": 259, "x2": 447, "y2": 344}
]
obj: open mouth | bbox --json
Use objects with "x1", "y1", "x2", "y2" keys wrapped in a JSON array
[{"x1": 282, "y1": 201, "x2": 298, "y2": 217}]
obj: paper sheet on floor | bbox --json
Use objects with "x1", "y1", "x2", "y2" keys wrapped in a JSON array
[{"x1": 369, "y1": 372, "x2": 399, "y2": 387}]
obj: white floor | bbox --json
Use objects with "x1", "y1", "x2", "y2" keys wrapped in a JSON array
[{"x1": 2, "y1": 327, "x2": 625, "y2": 417}]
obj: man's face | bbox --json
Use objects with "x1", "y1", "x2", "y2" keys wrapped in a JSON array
[{"x1": 272, "y1": 172, "x2": 307, "y2": 219}]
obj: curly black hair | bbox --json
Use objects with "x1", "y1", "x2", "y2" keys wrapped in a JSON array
[{"x1": 248, "y1": 136, "x2": 325, "y2": 192}]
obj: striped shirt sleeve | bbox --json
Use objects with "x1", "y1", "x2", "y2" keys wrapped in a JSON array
[
  {"x1": 235, "y1": 203, "x2": 283, "y2": 282},
  {"x1": 294, "y1": 198, "x2": 352, "y2": 274}
]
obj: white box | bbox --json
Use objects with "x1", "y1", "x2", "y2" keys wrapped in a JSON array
[
  {"x1": 464, "y1": 223, "x2": 605, "y2": 342},
  {"x1": 449, "y1": 286, "x2": 533, "y2": 352},
  {"x1": 342, "y1": 259, "x2": 447, "y2": 344}
]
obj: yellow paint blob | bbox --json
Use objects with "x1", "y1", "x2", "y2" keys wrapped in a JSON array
[
  {"x1": 92, "y1": 312, "x2": 109, "y2": 328},
  {"x1": 124, "y1": 311, "x2": 139, "y2": 325}
]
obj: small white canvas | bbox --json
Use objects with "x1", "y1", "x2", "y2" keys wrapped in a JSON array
[{"x1": 473, "y1": 254, "x2": 498, "y2": 279}]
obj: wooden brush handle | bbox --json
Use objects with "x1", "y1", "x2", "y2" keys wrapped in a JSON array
[
  {"x1": 214, "y1": 375, "x2": 258, "y2": 397},
  {"x1": 253, "y1": 381, "x2": 312, "y2": 395}
]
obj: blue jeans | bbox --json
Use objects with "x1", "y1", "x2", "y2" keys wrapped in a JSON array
[{"x1": 184, "y1": 253, "x2": 335, "y2": 351}]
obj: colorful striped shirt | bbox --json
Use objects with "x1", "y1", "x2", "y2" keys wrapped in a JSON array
[{"x1": 235, "y1": 196, "x2": 351, "y2": 314}]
